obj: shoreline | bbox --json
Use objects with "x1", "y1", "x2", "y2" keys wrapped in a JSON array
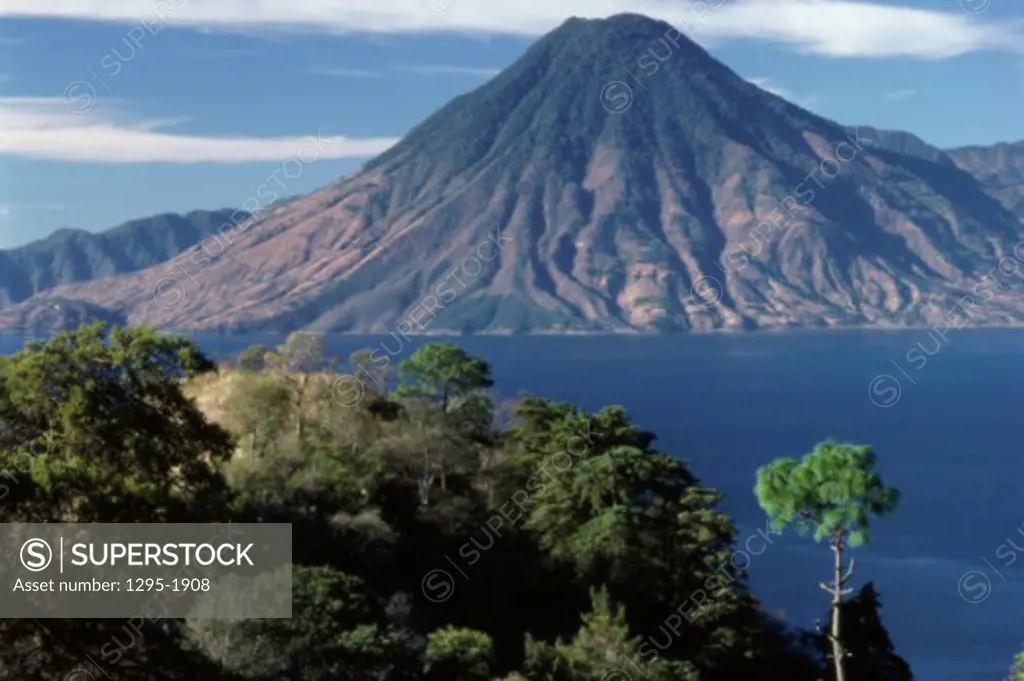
[{"x1": 8, "y1": 322, "x2": 1024, "y2": 340}]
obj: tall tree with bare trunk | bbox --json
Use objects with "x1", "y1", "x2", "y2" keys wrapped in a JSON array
[{"x1": 755, "y1": 442, "x2": 899, "y2": 681}]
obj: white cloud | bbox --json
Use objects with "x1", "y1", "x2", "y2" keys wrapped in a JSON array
[
  {"x1": 746, "y1": 77, "x2": 792, "y2": 100},
  {"x1": 0, "y1": 206, "x2": 9, "y2": 218},
  {"x1": 746, "y1": 77, "x2": 821, "y2": 110},
  {"x1": 0, "y1": 98, "x2": 401, "y2": 164},
  {"x1": 126, "y1": 115, "x2": 194, "y2": 131},
  {"x1": 394, "y1": 65, "x2": 502, "y2": 77},
  {"x1": 884, "y1": 89, "x2": 917, "y2": 100},
  {"x1": 1, "y1": 0, "x2": 1019, "y2": 58},
  {"x1": 699, "y1": 0, "x2": 1019, "y2": 58}
]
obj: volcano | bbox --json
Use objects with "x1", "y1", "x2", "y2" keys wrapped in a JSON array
[{"x1": 7, "y1": 13, "x2": 1024, "y2": 334}]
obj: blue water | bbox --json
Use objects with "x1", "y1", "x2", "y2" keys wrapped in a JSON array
[{"x1": 3, "y1": 329, "x2": 1023, "y2": 681}]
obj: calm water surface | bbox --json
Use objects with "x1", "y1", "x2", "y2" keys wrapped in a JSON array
[{"x1": 3, "y1": 329, "x2": 1022, "y2": 681}]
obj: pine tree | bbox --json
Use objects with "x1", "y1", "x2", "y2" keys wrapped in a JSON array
[{"x1": 817, "y1": 583, "x2": 912, "y2": 681}]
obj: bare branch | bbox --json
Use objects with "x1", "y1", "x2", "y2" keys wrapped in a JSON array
[{"x1": 840, "y1": 557, "x2": 856, "y2": 582}]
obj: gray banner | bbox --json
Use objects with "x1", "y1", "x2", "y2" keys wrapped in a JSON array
[{"x1": 0, "y1": 523, "x2": 292, "y2": 618}]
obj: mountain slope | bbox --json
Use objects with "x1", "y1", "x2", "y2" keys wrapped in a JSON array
[
  {"x1": 947, "y1": 140, "x2": 1024, "y2": 221},
  {"x1": 5, "y1": 14, "x2": 1024, "y2": 334},
  {"x1": 0, "y1": 209, "x2": 247, "y2": 306},
  {"x1": 0, "y1": 297, "x2": 127, "y2": 335}
]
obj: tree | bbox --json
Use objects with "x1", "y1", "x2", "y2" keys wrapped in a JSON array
[
  {"x1": 373, "y1": 409, "x2": 477, "y2": 507},
  {"x1": 349, "y1": 349, "x2": 391, "y2": 396},
  {"x1": 446, "y1": 393, "x2": 496, "y2": 443},
  {"x1": 755, "y1": 442, "x2": 900, "y2": 681},
  {"x1": 222, "y1": 373, "x2": 294, "y2": 457},
  {"x1": 423, "y1": 627, "x2": 494, "y2": 681},
  {"x1": 520, "y1": 588, "x2": 695, "y2": 681},
  {"x1": 265, "y1": 332, "x2": 333, "y2": 442},
  {"x1": 0, "y1": 323, "x2": 235, "y2": 680},
  {"x1": 1010, "y1": 650, "x2": 1024, "y2": 681},
  {"x1": 0, "y1": 327, "x2": 844, "y2": 681},
  {"x1": 0, "y1": 323, "x2": 233, "y2": 523},
  {"x1": 814, "y1": 583, "x2": 911, "y2": 681},
  {"x1": 185, "y1": 566, "x2": 408, "y2": 681},
  {"x1": 504, "y1": 400, "x2": 761, "y2": 674},
  {"x1": 393, "y1": 343, "x2": 493, "y2": 412},
  {"x1": 234, "y1": 344, "x2": 274, "y2": 372}
]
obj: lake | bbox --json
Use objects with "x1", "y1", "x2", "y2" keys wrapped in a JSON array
[{"x1": 3, "y1": 328, "x2": 1022, "y2": 681}]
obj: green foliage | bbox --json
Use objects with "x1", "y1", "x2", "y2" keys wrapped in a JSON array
[
  {"x1": 0, "y1": 323, "x2": 235, "y2": 680},
  {"x1": 754, "y1": 441, "x2": 900, "y2": 547},
  {"x1": 273, "y1": 332, "x2": 330, "y2": 373},
  {"x1": 222, "y1": 372, "x2": 294, "y2": 456},
  {"x1": 1011, "y1": 651, "x2": 1024, "y2": 681},
  {"x1": 522, "y1": 588, "x2": 697, "y2": 681},
  {"x1": 502, "y1": 399, "x2": 762, "y2": 673},
  {"x1": 350, "y1": 348, "x2": 391, "y2": 393},
  {"x1": 234, "y1": 344, "x2": 274, "y2": 372},
  {"x1": 0, "y1": 328, "x2": 916, "y2": 681},
  {"x1": 0, "y1": 322, "x2": 233, "y2": 523},
  {"x1": 423, "y1": 626, "x2": 494, "y2": 681},
  {"x1": 756, "y1": 442, "x2": 901, "y2": 681},
  {"x1": 555, "y1": 587, "x2": 650, "y2": 678},
  {"x1": 393, "y1": 343, "x2": 493, "y2": 411},
  {"x1": 446, "y1": 392, "x2": 497, "y2": 442},
  {"x1": 185, "y1": 566, "x2": 406, "y2": 681},
  {"x1": 264, "y1": 332, "x2": 340, "y2": 442}
]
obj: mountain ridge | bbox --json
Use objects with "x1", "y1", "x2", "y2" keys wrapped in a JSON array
[
  {"x1": 3, "y1": 13, "x2": 1024, "y2": 334},
  {"x1": 0, "y1": 208, "x2": 247, "y2": 306}
]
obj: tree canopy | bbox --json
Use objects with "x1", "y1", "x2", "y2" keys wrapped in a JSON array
[
  {"x1": 0, "y1": 326, "x2": 918, "y2": 681},
  {"x1": 756, "y1": 442, "x2": 900, "y2": 681}
]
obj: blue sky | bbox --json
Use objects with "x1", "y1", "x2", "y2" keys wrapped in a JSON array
[{"x1": 0, "y1": 0, "x2": 1022, "y2": 249}]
